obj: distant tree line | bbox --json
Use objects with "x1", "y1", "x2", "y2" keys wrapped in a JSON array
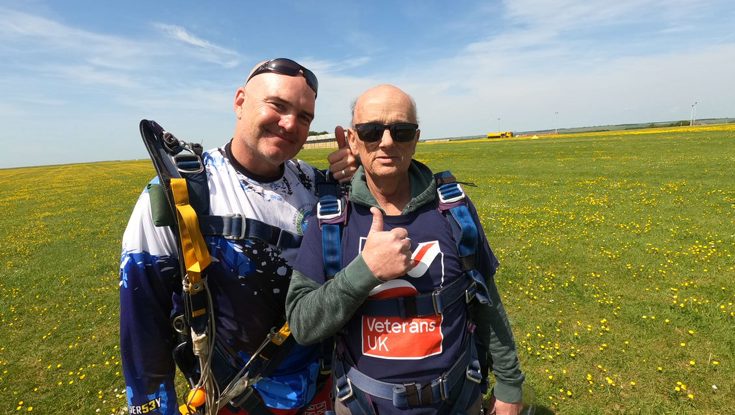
[{"x1": 308, "y1": 131, "x2": 329, "y2": 136}]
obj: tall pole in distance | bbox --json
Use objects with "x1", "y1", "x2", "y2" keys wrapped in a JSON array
[
  {"x1": 555, "y1": 111, "x2": 559, "y2": 134},
  {"x1": 497, "y1": 117, "x2": 501, "y2": 132},
  {"x1": 690, "y1": 101, "x2": 698, "y2": 126}
]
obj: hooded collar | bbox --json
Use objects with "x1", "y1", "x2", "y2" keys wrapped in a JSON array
[{"x1": 349, "y1": 159, "x2": 436, "y2": 215}]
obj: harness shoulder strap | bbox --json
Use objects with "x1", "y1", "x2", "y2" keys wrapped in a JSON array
[
  {"x1": 140, "y1": 120, "x2": 212, "y2": 332},
  {"x1": 434, "y1": 171, "x2": 491, "y2": 305},
  {"x1": 315, "y1": 173, "x2": 348, "y2": 279}
]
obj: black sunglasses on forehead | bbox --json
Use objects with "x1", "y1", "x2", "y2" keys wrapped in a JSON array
[
  {"x1": 245, "y1": 58, "x2": 319, "y2": 97},
  {"x1": 354, "y1": 122, "x2": 419, "y2": 143}
]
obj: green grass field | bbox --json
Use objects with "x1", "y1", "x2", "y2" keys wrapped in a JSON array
[{"x1": 1, "y1": 125, "x2": 733, "y2": 414}]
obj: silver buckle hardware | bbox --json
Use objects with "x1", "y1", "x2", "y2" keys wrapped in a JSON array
[
  {"x1": 438, "y1": 183, "x2": 465, "y2": 204},
  {"x1": 317, "y1": 198, "x2": 343, "y2": 221}
]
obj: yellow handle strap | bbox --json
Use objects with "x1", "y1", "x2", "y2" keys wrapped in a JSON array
[
  {"x1": 271, "y1": 322, "x2": 291, "y2": 346},
  {"x1": 171, "y1": 178, "x2": 211, "y2": 284}
]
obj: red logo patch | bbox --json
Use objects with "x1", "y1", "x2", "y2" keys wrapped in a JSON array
[{"x1": 363, "y1": 279, "x2": 443, "y2": 359}]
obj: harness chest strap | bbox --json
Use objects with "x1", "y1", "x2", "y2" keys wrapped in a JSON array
[
  {"x1": 198, "y1": 214, "x2": 302, "y2": 250},
  {"x1": 359, "y1": 276, "x2": 479, "y2": 318}
]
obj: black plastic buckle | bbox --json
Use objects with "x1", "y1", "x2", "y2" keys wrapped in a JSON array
[{"x1": 432, "y1": 290, "x2": 443, "y2": 315}]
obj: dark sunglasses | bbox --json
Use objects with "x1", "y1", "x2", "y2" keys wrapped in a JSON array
[
  {"x1": 354, "y1": 122, "x2": 419, "y2": 143},
  {"x1": 246, "y1": 58, "x2": 319, "y2": 97}
]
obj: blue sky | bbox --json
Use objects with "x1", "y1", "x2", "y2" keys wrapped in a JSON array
[{"x1": 1, "y1": 0, "x2": 734, "y2": 168}]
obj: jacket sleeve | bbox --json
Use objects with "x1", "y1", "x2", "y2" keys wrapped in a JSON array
[
  {"x1": 286, "y1": 214, "x2": 382, "y2": 345},
  {"x1": 467, "y1": 200, "x2": 525, "y2": 404},
  {"x1": 119, "y1": 185, "x2": 181, "y2": 415}
]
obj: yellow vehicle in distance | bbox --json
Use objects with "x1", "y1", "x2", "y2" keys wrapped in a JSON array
[{"x1": 487, "y1": 131, "x2": 514, "y2": 138}]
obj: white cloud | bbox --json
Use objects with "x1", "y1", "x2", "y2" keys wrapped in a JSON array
[{"x1": 153, "y1": 23, "x2": 240, "y2": 68}]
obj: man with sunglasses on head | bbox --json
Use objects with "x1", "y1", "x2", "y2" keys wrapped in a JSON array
[
  {"x1": 286, "y1": 84, "x2": 525, "y2": 414},
  {"x1": 120, "y1": 58, "x2": 357, "y2": 415}
]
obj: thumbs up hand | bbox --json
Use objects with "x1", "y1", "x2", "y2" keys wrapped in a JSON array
[
  {"x1": 361, "y1": 207, "x2": 413, "y2": 281},
  {"x1": 327, "y1": 125, "x2": 358, "y2": 183}
]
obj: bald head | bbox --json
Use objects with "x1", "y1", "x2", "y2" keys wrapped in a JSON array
[
  {"x1": 229, "y1": 59, "x2": 317, "y2": 178},
  {"x1": 351, "y1": 84, "x2": 418, "y2": 126}
]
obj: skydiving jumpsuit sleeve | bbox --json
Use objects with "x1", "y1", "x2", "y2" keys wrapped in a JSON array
[
  {"x1": 119, "y1": 183, "x2": 181, "y2": 415},
  {"x1": 465, "y1": 200, "x2": 525, "y2": 404}
]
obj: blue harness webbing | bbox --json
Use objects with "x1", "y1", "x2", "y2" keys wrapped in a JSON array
[
  {"x1": 316, "y1": 176, "x2": 348, "y2": 278},
  {"x1": 435, "y1": 171, "x2": 491, "y2": 306}
]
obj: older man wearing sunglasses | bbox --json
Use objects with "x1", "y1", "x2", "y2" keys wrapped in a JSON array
[
  {"x1": 120, "y1": 58, "x2": 357, "y2": 415},
  {"x1": 287, "y1": 84, "x2": 525, "y2": 414}
]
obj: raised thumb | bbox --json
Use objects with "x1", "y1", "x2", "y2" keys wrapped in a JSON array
[
  {"x1": 368, "y1": 207, "x2": 384, "y2": 234},
  {"x1": 335, "y1": 125, "x2": 347, "y2": 149}
]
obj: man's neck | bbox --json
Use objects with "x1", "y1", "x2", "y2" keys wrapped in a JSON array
[
  {"x1": 366, "y1": 173, "x2": 411, "y2": 215},
  {"x1": 225, "y1": 141, "x2": 283, "y2": 182}
]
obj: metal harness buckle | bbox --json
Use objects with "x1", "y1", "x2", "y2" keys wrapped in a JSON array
[
  {"x1": 466, "y1": 361, "x2": 483, "y2": 384},
  {"x1": 317, "y1": 198, "x2": 343, "y2": 221},
  {"x1": 223, "y1": 214, "x2": 247, "y2": 240},
  {"x1": 437, "y1": 182, "x2": 465, "y2": 204},
  {"x1": 434, "y1": 375, "x2": 449, "y2": 401},
  {"x1": 336, "y1": 378, "x2": 354, "y2": 402},
  {"x1": 173, "y1": 147, "x2": 204, "y2": 174}
]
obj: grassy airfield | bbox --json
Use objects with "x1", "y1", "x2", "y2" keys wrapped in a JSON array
[{"x1": 0, "y1": 124, "x2": 733, "y2": 414}]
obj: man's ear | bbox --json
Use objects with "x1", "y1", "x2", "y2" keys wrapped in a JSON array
[{"x1": 234, "y1": 87, "x2": 246, "y2": 117}]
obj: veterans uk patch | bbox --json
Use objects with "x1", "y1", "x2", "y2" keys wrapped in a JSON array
[{"x1": 362, "y1": 241, "x2": 444, "y2": 359}]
